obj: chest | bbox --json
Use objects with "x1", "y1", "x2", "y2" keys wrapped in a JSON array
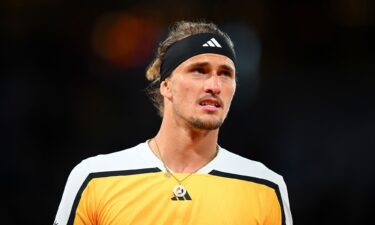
[{"x1": 80, "y1": 173, "x2": 277, "y2": 225}]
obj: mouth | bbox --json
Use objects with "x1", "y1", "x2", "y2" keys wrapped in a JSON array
[{"x1": 198, "y1": 97, "x2": 223, "y2": 109}]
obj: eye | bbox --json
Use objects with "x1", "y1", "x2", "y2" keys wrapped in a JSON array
[
  {"x1": 191, "y1": 67, "x2": 206, "y2": 74},
  {"x1": 219, "y1": 70, "x2": 233, "y2": 77}
]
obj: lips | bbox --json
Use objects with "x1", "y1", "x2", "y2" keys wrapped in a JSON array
[{"x1": 198, "y1": 96, "x2": 223, "y2": 109}]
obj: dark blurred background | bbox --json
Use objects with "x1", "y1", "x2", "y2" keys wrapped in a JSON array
[{"x1": 1, "y1": 0, "x2": 374, "y2": 224}]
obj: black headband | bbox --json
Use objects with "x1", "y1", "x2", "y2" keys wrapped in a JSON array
[{"x1": 160, "y1": 33, "x2": 236, "y2": 81}]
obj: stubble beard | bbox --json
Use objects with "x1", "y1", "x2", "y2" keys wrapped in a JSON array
[
  {"x1": 173, "y1": 106, "x2": 225, "y2": 130},
  {"x1": 187, "y1": 116, "x2": 224, "y2": 130}
]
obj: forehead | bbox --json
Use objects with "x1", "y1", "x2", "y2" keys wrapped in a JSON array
[{"x1": 179, "y1": 53, "x2": 235, "y2": 70}]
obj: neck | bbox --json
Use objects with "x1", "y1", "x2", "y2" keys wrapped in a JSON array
[{"x1": 150, "y1": 117, "x2": 219, "y2": 173}]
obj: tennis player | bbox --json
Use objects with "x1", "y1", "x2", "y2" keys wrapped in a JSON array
[{"x1": 54, "y1": 20, "x2": 293, "y2": 225}]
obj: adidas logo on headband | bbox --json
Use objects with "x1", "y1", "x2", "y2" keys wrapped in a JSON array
[
  {"x1": 160, "y1": 33, "x2": 236, "y2": 81},
  {"x1": 202, "y1": 38, "x2": 222, "y2": 48}
]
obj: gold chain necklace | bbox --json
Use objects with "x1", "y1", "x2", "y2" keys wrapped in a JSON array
[{"x1": 153, "y1": 138, "x2": 218, "y2": 197}]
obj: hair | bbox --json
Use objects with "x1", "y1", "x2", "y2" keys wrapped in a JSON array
[{"x1": 145, "y1": 20, "x2": 235, "y2": 117}]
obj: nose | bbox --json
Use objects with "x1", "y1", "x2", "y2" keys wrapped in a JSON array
[{"x1": 204, "y1": 75, "x2": 221, "y2": 95}]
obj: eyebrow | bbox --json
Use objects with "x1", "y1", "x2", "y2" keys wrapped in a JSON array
[{"x1": 189, "y1": 62, "x2": 235, "y2": 73}]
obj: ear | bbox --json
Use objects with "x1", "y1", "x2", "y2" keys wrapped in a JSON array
[{"x1": 160, "y1": 79, "x2": 173, "y2": 100}]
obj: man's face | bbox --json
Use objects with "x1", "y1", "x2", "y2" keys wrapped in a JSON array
[{"x1": 162, "y1": 53, "x2": 236, "y2": 130}]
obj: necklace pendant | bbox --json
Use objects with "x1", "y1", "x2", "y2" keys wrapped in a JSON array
[{"x1": 173, "y1": 185, "x2": 187, "y2": 197}]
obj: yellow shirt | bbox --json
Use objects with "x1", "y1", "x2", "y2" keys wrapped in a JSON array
[{"x1": 54, "y1": 142, "x2": 293, "y2": 225}]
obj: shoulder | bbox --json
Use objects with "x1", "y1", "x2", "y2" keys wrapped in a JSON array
[
  {"x1": 61, "y1": 142, "x2": 154, "y2": 198},
  {"x1": 211, "y1": 147, "x2": 294, "y2": 225},
  {"x1": 54, "y1": 142, "x2": 156, "y2": 225},
  {"x1": 213, "y1": 147, "x2": 285, "y2": 186},
  {"x1": 76, "y1": 142, "x2": 153, "y2": 174}
]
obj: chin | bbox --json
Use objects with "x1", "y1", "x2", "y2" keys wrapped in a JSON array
[{"x1": 188, "y1": 117, "x2": 223, "y2": 130}]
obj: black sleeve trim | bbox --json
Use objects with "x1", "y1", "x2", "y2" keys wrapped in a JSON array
[
  {"x1": 209, "y1": 170, "x2": 286, "y2": 225},
  {"x1": 67, "y1": 167, "x2": 161, "y2": 225}
]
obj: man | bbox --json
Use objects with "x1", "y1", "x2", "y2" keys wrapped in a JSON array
[{"x1": 54, "y1": 20, "x2": 293, "y2": 225}]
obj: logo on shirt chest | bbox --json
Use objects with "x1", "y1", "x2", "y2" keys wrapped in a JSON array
[{"x1": 171, "y1": 190, "x2": 192, "y2": 201}]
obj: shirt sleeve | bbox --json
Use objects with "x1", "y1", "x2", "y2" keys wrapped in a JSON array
[
  {"x1": 54, "y1": 161, "x2": 91, "y2": 225},
  {"x1": 279, "y1": 177, "x2": 293, "y2": 225},
  {"x1": 263, "y1": 190, "x2": 282, "y2": 225},
  {"x1": 73, "y1": 180, "x2": 97, "y2": 225},
  {"x1": 264, "y1": 177, "x2": 293, "y2": 225}
]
